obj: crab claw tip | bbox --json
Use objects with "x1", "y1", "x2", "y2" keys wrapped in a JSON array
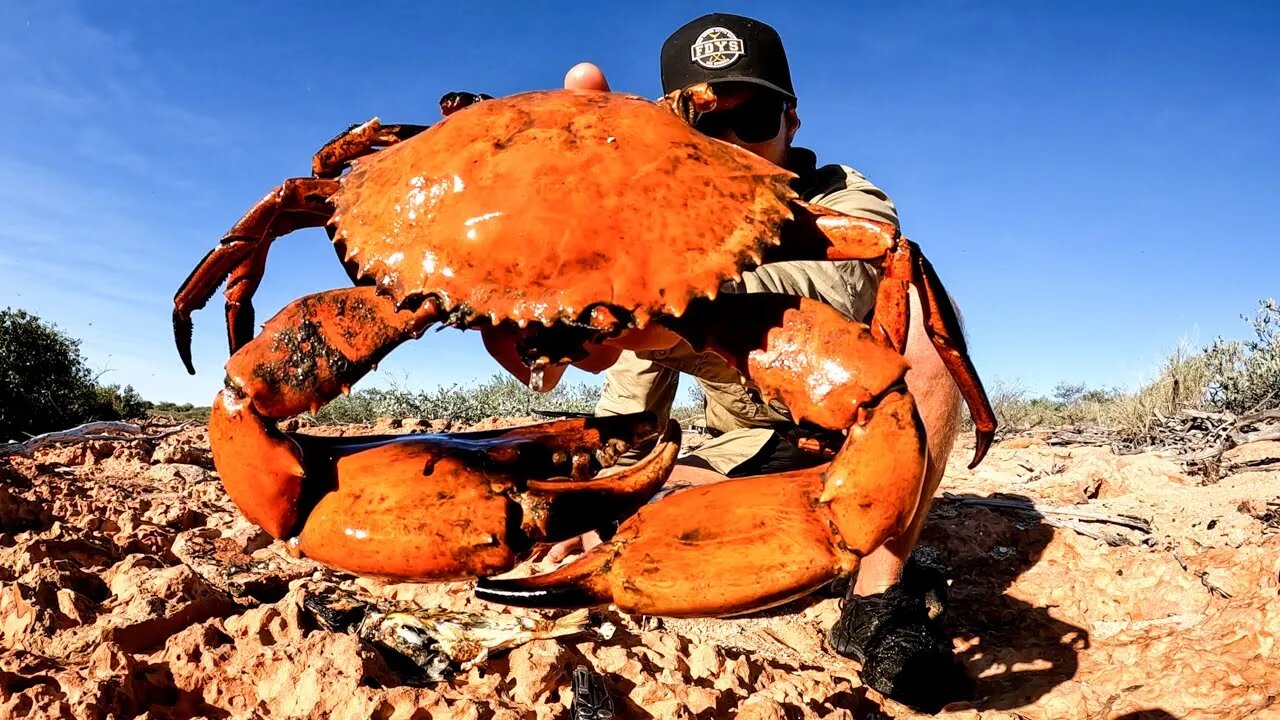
[
  {"x1": 476, "y1": 542, "x2": 615, "y2": 609},
  {"x1": 968, "y1": 428, "x2": 994, "y2": 469},
  {"x1": 474, "y1": 578, "x2": 606, "y2": 609},
  {"x1": 172, "y1": 309, "x2": 197, "y2": 375}
]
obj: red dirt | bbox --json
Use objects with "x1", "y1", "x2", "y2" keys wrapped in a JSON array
[{"x1": 1, "y1": 422, "x2": 1276, "y2": 719}]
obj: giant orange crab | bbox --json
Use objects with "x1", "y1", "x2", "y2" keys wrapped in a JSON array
[{"x1": 173, "y1": 87, "x2": 996, "y2": 618}]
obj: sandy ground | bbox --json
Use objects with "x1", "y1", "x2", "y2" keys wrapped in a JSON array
[{"x1": 1, "y1": 419, "x2": 1277, "y2": 719}]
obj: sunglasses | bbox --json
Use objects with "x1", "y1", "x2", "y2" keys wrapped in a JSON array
[{"x1": 692, "y1": 95, "x2": 788, "y2": 144}]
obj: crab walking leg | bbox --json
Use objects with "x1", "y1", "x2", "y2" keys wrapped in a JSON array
[
  {"x1": 475, "y1": 300, "x2": 928, "y2": 616},
  {"x1": 177, "y1": 116, "x2": 434, "y2": 372},
  {"x1": 172, "y1": 178, "x2": 340, "y2": 373},
  {"x1": 311, "y1": 93, "x2": 492, "y2": 180},
  {"x1": 778, "y1": 203, "x2": 997, "y2": 467},
  {"x1": 311, "y1": 92, "x2": 494, "y2": 178},
  {"x1": 438, "y1": 91, "x2": 495, "y2": 117},
  {"x1": 211, "y1": 286, "x2": 439, "y2": 538},
  {"x1": 311, "y1": 118, "x2": 430, "y2": 179}
]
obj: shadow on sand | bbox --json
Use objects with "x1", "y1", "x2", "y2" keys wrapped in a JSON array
[{"x1": 918, "y1": 492, "x2": 1090, "y2": 712}]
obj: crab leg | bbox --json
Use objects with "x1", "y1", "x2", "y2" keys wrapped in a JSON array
[
  {"x1": 172, "y1": 177, "x2": 340, "y2": 373},
  {"x1": 176, "y1": 114, "x2": 441, "y2": 373},
  {"x1": 311, "y1": 118, "x2": 430, "y2": 179},
  {"x1": 476, "y1": 299, "x2": 927, "y2": 616},
  {"x1": 312, "y1": 91, "x2": 492, "y2": 179},
  {"x1": 776, "y1": 204, "x2": 996, "y2": 467},
  {"x1": 438, "y1": 91, "x2": 494, "y2": 117}
]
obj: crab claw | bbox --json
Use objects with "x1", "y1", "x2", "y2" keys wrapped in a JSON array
[
  {"x1": 475, "y1": 469, "x2": 840, "y2": 613},
  {"x1": 476, "y1": 300, "x2": 929, "y2": 617},
  {"x1": 290, "y1": 418, "x2": 682, "y2": 580},
  {"x1": 206, "y1": 285, "x2": 684, "y2": 581},
  {"x1": 476, "y1": 393, "x2": 924, "y2": 616}
]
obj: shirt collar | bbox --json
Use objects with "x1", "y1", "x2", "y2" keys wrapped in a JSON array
[{"x1": 784, "y1": 146, "x2": 820, "y2": 195}]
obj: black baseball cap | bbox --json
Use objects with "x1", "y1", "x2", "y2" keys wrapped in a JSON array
[{"x1": 660, "y1": 13, "x2": 796, "y2": 102}]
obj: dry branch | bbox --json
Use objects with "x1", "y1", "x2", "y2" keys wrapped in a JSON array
[
  {"x1": 1023, "y1": 405, "x2": 1280, "y2": 478},
  {"x1": 940, "y1": 492, "x2": 1152, "y2": 546},
  {"x1": 0, "y1": 421, "x2": 190, "y2": 458}
]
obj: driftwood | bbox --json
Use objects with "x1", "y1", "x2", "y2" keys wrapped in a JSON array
[
  {"x1": 0, "y1": 421, "x2": 190, "y2": 458},
  {"x1": 940, "y1": 492, "x2": 1152, "y2": 546}
]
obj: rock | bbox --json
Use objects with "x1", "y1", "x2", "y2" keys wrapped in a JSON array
[
  {"x1": 4, "y1": 416, "x2": 1280, "y2": 719},
  {"x1": 1223, "y1": 440, "x2": 1280, "y2": 468},
  {"x1": 145, "y1": 463, "x2": 215, "y2": 485},
  {"x1": 150, "y1": 435, "x2": 214, "y2": 468},
  {"x1": 0, "y1": 486, "x2": 48, "y2": 532},
  {"x1": 507, "y1": 639, "x2": 572, "y2": 706}
]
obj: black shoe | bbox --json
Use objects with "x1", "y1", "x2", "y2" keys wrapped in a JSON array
[{"x1": 828, "y1": 557, "x2": 974, "y2": 714}]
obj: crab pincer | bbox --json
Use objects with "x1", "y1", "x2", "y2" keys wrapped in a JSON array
[
  {"x1": 475, "y1": 298, "x2": 930, "y2": 615},
  {"x1": 209, "y1": 287, "x2": 682, "y2": 579}
]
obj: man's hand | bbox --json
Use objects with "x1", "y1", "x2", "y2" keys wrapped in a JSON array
[
  {"x1": 544, "y1": 530, "x2": 603, "y2": 564},
  {"x1": 564, "y1": 62, "x2": 611, "y2": 91}
]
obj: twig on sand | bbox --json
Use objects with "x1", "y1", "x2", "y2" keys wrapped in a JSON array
[
  {"x1": 1171, "y1": 549, "x2": 1233, "y2": 599},
  {"x1": 0, "y1": 421, "x2": 190, "y2": 458},
  {"x1": 940, "y1": 492, "x2": 1152, "y2": 546}
]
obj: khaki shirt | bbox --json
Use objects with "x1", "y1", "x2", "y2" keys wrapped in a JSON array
[{"x1": 595, "y1": 147, "x2": 900, "y2": 474}]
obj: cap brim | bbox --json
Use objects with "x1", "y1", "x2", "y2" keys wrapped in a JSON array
[{"x1": 705, "y1": 76, "x2": 796, "y2": 102}]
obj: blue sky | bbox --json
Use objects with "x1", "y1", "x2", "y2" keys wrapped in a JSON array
[{"x1": 1, "y1": 1, "x2": 1276, "y2": 405}]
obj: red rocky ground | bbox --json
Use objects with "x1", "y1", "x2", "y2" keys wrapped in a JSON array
[{"x1": 1, "y1": 418, "x2": 1277, "y2": 719}]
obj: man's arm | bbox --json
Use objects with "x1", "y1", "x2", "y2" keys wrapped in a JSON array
[
  {"x1": 729, "y1": 166, "x2": 898, "y2": 322},
  {"x1": 808, "y1": 164, "x2": 899, "y2": 228}
]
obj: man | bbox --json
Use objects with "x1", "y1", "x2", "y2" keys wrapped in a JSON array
[{"x1": 556, "y1": 13, "x2": 975, "y2": 712}]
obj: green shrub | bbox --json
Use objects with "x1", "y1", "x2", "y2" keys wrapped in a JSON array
[
  {"x1": 1202, "y1": 298, "x2": 1280, "y2": 414},
  {"x1": 311, "y1": 373, "x2": 711, "y2": 427},
  {"x1": 0, "y1": 308, "x2": 118, "y2": 439},
  {"x1": 313, "y1": 373, "x2": 603, "y2": 425},
  {"x1": 93, "y1": 383, "x2": 151, "y2": 420}
]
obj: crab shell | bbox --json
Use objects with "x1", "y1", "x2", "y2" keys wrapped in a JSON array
[{"x1": 329, "y1": 90, "x2": 797, "y2": 332}]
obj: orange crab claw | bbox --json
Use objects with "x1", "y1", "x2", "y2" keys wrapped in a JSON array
[
  {"x1": 293, "y1": 418, "x2": 682, "y2": 580},
  {"x1": 209, "y1": 285, "x2": 682, "y2": 580},
  {"x1": 476, "y1": 391, "x2": 926, "y2": 615},
  {"x1": 210, "y1": 285, "x2": 437, "y2": 537},
  {"x1": 477, "y1": 299, "x2": 928, "y2": 616}
]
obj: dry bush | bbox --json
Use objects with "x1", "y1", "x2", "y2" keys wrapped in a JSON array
[
  {"x1": 973, "y1": 345, "x2": 1209, "y2": 441},
  {"x1": 1096, "y1": 342, "x2": 1210, "y2": 443},
  {"x1": 973, "y1": 299, "x2": 1279, "y2": 443},
  {"x1": 313, "y1": 373, "x2": 601, "y2": 424},
  {"x1": 314, "y1": 372, "x2": 708, "y2": 427}
]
